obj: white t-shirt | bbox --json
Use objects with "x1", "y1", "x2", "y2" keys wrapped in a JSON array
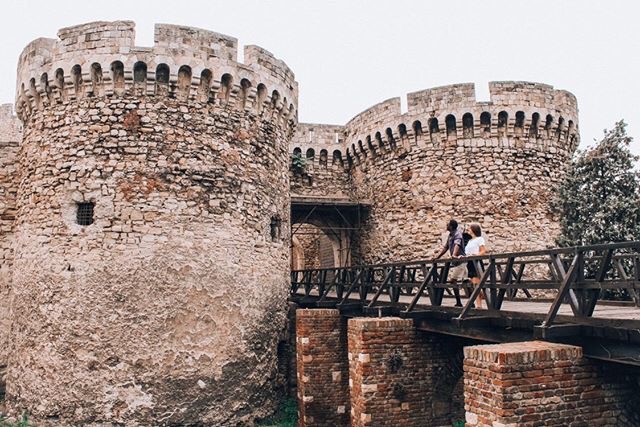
[{"x1": 465, "y1": 236, "x2": 486, "y2": 256}]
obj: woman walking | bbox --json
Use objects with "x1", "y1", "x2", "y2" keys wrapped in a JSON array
[{"x1": 465, "y1": 223, "x2": 486, "y2": 308}]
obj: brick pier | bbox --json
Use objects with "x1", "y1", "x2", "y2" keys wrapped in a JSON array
[
  {"x1": 294, "y1": 310, "x2": 640, "y2": 426},
  {"x1": 347, "y1": 317, "x2": 462, "y2": 426},
  {"x1": 296, "y1": 309, "x2": 350, "y2": 426},
  {"x1": 463, "y1": 340, "x2": 638, "y2": 426},
  {"x1": 296, "y1": 310, "x2": 464, "y2": 426}
]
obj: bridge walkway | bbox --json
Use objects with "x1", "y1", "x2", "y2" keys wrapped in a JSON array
[{"x1": 291, "y1": 241, "x2": 640, "y2": 365}]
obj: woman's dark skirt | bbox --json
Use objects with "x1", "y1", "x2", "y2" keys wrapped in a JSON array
[{"x1": 467, "y1": 260, "x2": 484, "y2": 278}]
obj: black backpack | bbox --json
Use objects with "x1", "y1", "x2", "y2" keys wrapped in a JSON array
[{"x1": 462, "y1": 231, "x2": 472, "y2": 249}]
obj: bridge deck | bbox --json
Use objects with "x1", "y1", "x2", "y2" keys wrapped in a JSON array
[
  {"x1": 295, "y1": 289, "x2": 640, "y2": 321},
  {"x1": 291, "y1": 242, "x2": 640, "y2": 365}
]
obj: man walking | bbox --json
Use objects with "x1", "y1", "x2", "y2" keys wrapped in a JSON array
[{"x1": 435, "y1": 219, "x2": 467, "y2": 306}]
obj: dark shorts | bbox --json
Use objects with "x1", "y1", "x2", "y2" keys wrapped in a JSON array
[{"x1": 467, "y1": 260, "x2": 484, "y2": 278}]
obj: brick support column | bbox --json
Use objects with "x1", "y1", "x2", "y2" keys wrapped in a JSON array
[
  {"x1": 464, "y1": 340, "x2": 636, "y2": 426},
  {"x1": 296, "y1": 309, "x2": 349, "y2": 426},
  {"x1": 347, "y1": 317, "x2": 463, "y2": 426}
]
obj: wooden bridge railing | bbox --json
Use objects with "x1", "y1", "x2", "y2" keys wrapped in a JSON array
[{"x1": 290, "y1": 241, "x2": 640, "y2": 327}]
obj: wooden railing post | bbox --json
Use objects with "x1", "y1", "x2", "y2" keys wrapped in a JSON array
[
  {"x1": 542, "y1": 252, "x2": 580, "y2": 327},
  {"x1": 289, "y1": 242, "x2": 640, "y2": 325}
]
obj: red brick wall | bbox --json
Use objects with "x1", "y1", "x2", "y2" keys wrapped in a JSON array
[
  {"x1": 464, "y1": 340, "x2": 639, "y2": 426},
  {"x1": 295, "y1": 309, "x2": 350, "y2": 426},
  {"x1": 294, "y1": 312, "x2": 639, "y2": 427},
  {"x1": 347, "y1": 317, "x2": 464, "y2": 426}
]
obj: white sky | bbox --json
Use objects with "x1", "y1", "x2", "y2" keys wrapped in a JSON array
[{"x1": 1, "y1": 0, "x2": 639, "y2": 158}]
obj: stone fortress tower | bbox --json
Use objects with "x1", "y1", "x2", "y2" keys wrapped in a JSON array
[
  {"x1": 0, "y1": 19, "x2": 583, "y2": 427},
  {"x1": 8, "y1": 21, "x2": 297, "y2": 425},
  {"x1": 290, "y1": 82, "x2": 579, "y2": 265}
]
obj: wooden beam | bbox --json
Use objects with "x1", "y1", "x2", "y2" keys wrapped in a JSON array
[{"x1": 542, "y1": 254, "x2": 579, "y2": 327}]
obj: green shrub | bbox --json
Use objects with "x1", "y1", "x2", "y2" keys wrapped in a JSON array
[
  {"x1": 291, "y1": 153, "x2": 306, "y2": 174},
  {"x1": 257, "y1": 398, "x2": 297, "y2": 427},
  {"x1": 0, "y1": 413, "x2": 31, "y2": 427}
]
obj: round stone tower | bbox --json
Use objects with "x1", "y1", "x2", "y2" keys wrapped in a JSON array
[
  {"x1": 10, "y1": 21, "x2": 297, "y2": 425},
  {"x1": 343, "y1": 82, "x2": 579, "y2": 262}
]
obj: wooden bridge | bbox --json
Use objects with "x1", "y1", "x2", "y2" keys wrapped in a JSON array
[{"x1": 290, "y1": 241, "x2": 640, "y2": 366}]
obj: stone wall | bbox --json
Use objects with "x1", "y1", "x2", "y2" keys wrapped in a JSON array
[
  {"x1": 0, "y1": 104, "x2": 21, "y2": 391},
  {"x1": 290, "y1": 82, "x2": 579, "y2": 265},
  {"x1": 290, "y1": 123, "x2": 351, "y2": 200},
  {"x1": 294, "y1": 224, "x2": 322, "y2": 269},
  {"x1": 292, "y1": 223, "x2": 337, "y2": 270},
  {"x1": 464, "y1": 341, "x2": 640, "y2": 426},
  {"x1": 8, "y1": 21, "x2": 297, "y2": 426}
]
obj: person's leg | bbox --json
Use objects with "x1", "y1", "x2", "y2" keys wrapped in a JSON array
[
  {"x1": 452, "y1": 280, "x2": 462, "y2": 307},
  {"x1": 466, "y1": 261, "x2": 476, "y2": 307},
  {"x1": 476, "y1": 261, "x2": 485, "y2": 308},
  {"x1": 472, "y1": 277, "x2": 484, "y2": 309},
  {"x1": 449, "y1": 264, "x2": 467, "y2": 307}
]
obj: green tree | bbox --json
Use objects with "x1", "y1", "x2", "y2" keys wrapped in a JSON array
[
  {"x1": 291, "y1": 151, "x2": 306, "y2": 174},
  {"x1": 554, "y1": 120, "x2": 640, "y2": 247}
]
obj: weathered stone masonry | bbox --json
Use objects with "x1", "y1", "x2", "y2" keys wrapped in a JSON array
[
  {"x1": 0, "y1": 105, "x2": 20, "y2": 390},
  {"x1": 291, "y1": 83, "x2": 580, "y2": 265},
  {"x1": 8, "y1": 21, "x2": 298, "y2": 425},
  {"x1": 0, "y1": 17, "x2": 602, "y2": 427}
]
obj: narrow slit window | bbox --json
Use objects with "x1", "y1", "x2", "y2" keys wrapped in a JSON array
[
  {"x1": 76, "y1": 202, "x2": 95, "y2": 226},
  {"x1": 270, "y1": 216, "x2": 282, "y2": 242}
]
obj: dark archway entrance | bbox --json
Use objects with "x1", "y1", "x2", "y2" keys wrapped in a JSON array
[{"x1": 290, "y1": 197, "x2": 369, "y2": 269}]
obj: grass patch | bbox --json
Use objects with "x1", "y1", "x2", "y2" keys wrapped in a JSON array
[
  {"x1": 0, "y1": 414, "x2": 31, "y2": 427},
  {"x1": 257, "y1": 398, "x2": 297, "y2": 427}
]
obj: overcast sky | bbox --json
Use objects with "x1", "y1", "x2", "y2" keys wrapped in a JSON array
[{"x1": 2, "y1": 0, "x2": 638, "y2": 157}]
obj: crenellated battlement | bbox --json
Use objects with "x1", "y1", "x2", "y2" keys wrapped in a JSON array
[
  {"x1": 289, "y1": 123, "x2": 352, "y2": 201},
  {"x1": 290, "y1": 81, "x2": 578, "y2": 173},
  {"x1": 291, "y1": 123, "x2": 347, "y2": 169},
  {"x1": 15, "y1": 21, "x2": 298, "y2": 124},
  {"x1": 291, "y1": 82, "x2": 585, "y2": 267},
  {"x1": 341, "y1": 81, "x2": 578, "y2": 164}
]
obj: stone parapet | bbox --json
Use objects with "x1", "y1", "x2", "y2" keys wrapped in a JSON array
[
  {"x1": 344, "y1": 82, "x2": 579, "y2": 162},
  {"x1": 15, "y1": 21, "x2": 298, "y2": 128},
  {"x1": 290, "y1": 123, "x2": 352, "y2": 200}
]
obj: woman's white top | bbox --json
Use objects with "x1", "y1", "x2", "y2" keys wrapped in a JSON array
[{"x1": 465, "y1": 236, "x2": 486, "y2": 256}]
